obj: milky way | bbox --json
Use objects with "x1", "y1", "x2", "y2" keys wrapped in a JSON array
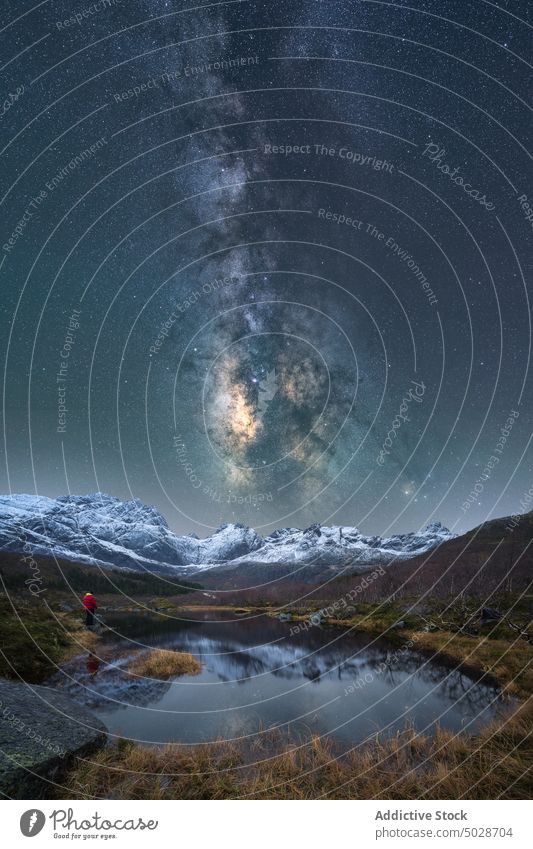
[{"x1": 0, "y1": 0, "x2": 531, "y2": 535}]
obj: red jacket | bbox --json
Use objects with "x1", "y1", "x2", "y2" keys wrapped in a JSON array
[{"x1": 82, "y1": 594, "x2": 97, "y2": 611}]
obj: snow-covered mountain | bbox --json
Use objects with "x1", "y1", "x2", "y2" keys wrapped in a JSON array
[
  {"x1": 0, "y1": 493, "x2": 261, "y2": 576},
  {"x1": 0, "y1": 492, "x2": 454, "y2": 581},
  {"x1": 189, "y1": 521, "x2": 456, "y2": 582}
]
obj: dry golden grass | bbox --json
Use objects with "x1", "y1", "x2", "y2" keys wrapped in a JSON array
[
  {"x1": 128, "y1": 648, "x2": 202, "y2": 680},
  {"x1": 65, "y1": 699, "x2": 532, "y2": 800}
]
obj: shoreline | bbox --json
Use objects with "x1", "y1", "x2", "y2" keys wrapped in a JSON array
[{"x1": 1, "y1": 593, "x2": 530, "y2": 799}]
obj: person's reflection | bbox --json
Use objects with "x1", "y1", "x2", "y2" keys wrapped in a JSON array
[{"x1": 86, "y1": 653, "x2": 100, "y2": 677}]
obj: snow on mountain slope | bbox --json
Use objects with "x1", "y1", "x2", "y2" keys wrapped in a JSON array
[
  {"x1": 0, "y1": 493, "x2": 258, "y2": 575},
  {"x1": 0, "y1": 492, "x2": 454, "y2": 579},
  {"x1": 188, "y1": 521, "x2": 455, "y2": 580}
]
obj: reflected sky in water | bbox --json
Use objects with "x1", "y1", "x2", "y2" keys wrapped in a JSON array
[{"x1": 51, "y1": 611, "x2": 510, "y2": 747}]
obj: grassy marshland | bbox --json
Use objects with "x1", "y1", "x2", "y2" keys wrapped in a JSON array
[
  {"x1": 1, "y1": 590, "x2": 530, "y2": 799},
  {"x1": 65, "y1": 607, "x2": 532, "y2": 800},
  {"x1": 0, "y1": 596, "x2": 100, "y2": 682}
]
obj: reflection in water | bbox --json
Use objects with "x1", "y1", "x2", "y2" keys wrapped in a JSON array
[
  {"x1": 49, "y1": 611, "x2": 511, "y2": 747},
  {"x1": 86, "y1": 654, "x2": 100, "y2": 677}
]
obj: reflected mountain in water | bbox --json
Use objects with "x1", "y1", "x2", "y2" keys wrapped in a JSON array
[{"x1": 49, "y1": 611, "x2": 510, "y2": 747}]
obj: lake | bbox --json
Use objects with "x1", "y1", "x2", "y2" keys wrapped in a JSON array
[{"x1": 51, "y1": 609, "x2": 510, "y2": 748}]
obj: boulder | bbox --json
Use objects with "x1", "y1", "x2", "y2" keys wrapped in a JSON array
[
  {"x1": 0, "y1": 679, "x2": 106, "y2": 798},
  {"x1": 481, "y1": 607, "x2": 503, "y2": 623}
]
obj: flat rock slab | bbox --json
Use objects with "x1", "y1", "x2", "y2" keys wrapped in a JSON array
[{"x1": 0, "y1": 679, "x2": 106, "y2": 798}]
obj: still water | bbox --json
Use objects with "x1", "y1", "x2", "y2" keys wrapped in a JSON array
[{"x1": 52, "y1": 610, "x2": 509, "y2": 747}]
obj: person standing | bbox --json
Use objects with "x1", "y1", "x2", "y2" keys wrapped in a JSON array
[{"x1": 82, "y1": 592, "x2": 97, "y2": 629}]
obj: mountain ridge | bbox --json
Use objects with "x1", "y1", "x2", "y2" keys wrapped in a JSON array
[{"x1": 0, "y1": 491, "x2": 454, "y2": 580}]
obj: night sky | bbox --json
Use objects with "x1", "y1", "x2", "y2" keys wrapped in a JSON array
[{"x1": 1, "y1": 0, "x2": 531, "y2": 537}]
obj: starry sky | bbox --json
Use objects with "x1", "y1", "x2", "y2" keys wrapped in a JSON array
[{"x1": 0, "y1": 0, "x2": 531, "y2": 537}]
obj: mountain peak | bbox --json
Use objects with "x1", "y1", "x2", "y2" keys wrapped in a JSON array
[{"x1": 422, "y1": 521, "x2": 451, "y2": 535}]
